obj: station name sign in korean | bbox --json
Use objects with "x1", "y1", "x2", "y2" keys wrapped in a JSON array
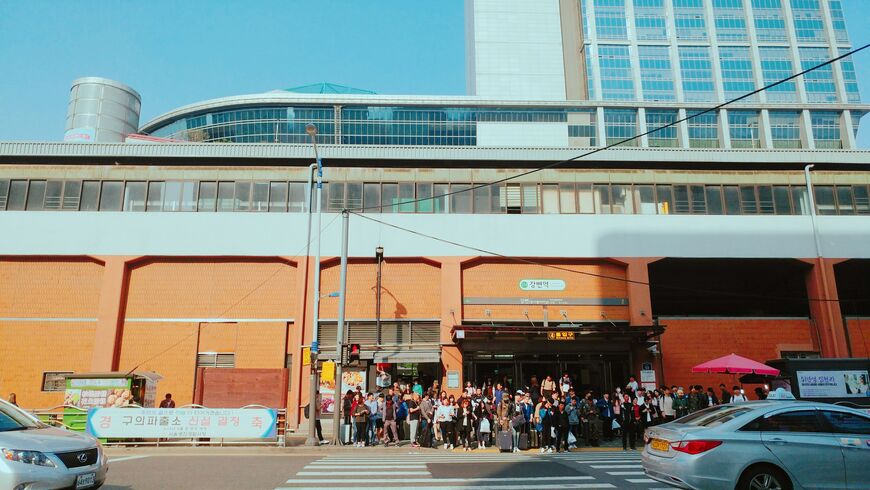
[
  {"x1": 519, "y1": 279, "x2": 566, "y2": 291},
  {"x1": 86, "y1": 408, "x2": 277, "y2": 439}
]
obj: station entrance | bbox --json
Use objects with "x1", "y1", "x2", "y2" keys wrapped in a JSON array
[{"x1": 455, "y1": 324, "x2": 661, "y2": 395}]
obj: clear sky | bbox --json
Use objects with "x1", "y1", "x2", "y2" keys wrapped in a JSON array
[{"x1": 1, "y1": 0, "x2": 868, "y2": 147}]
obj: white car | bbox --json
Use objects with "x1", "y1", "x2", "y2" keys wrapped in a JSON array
[{"x1": 0, "y1": 399, "x2": 108, "y2": 490}]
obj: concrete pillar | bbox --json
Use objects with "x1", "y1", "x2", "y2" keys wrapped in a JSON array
[
  {"x1": 438, "y1": 256, "x2": 465, "y2": 396},
  {"x1": 801, "y1": 258, "x2": 849, "y2": 358},
  {"x1": 288, "y1": 255, "x2": 312, "y2": 429},
  {"x1": 612, "y1": 257, "x2": 660, "y2": 327},
  {"x1": 89, "y1": 256, "x2": 142, "y2": 371}
]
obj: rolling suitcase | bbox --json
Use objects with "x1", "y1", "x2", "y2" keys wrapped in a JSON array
[
  {"x1": 497, "y1": 430, "x2": 513, "y2": 452},
  {"x1": 341, "y1": 423, "x2": 352, "y2": 445},
  {"x1": 518, "y1": 432, "x2": 530, "y2": 451},
  {"x1": 530, "y1": 428, "x2": 539, "y2": 448}
]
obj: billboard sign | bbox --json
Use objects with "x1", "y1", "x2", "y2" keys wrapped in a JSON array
[{"x1": 796, "y1": 370, "x2": 870, "y2": 398}]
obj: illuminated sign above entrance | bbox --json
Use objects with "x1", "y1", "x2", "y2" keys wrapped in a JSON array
[
  {"x1": 519, "y1": 279, "x2": 566, "y2": 291},
  {"x1": 547, "y1": 331, "x2": 576, "y2": 341}
]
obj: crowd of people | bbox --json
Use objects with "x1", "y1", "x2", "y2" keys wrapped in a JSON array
[{"x1": 341, "y1": 373, "x2": 762, "y2": 451}]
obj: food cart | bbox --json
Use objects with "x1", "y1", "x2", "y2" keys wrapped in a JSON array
[{"x1": 60, "y1": 371, "x2": 162, "y2": 431}]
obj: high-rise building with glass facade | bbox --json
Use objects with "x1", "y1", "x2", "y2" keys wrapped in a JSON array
[{"x1": 1, "y1": 1, "x2": 869, "y2": 430}]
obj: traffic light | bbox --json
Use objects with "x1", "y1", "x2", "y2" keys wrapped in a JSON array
[{"x1": 348, "y1": 343, "x2": 361, "y2": 363}]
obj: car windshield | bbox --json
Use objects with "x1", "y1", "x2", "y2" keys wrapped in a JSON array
[
  {"x1": 0, "y1": 403, "x2": 43, "y2": 432},
  {"x1": 677, "y1": 405, "x2": 756, "y2": 427}
]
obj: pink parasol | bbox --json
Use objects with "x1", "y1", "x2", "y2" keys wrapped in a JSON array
[{"x1": 691, "y1": 353, "x2": 780, "y2": 376}]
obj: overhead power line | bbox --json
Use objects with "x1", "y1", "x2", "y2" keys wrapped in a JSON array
[{"x1": 351, "y1": 43, "x2": 870, "y2": 213}]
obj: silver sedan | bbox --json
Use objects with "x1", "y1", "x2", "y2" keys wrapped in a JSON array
[
  {"x1": 0, "y1": 399, "x2": 108, "y2": 490},
  {"x1": 642, "y1": 400, "x2": 870, "y2": 490}
]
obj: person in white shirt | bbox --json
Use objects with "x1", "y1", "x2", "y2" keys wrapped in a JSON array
[
  {"x1": 435, "y1": 399, "x2": 455, "y2": 449},
  {"x1": 661, "y1": 387, "x2": 675, "y2": 421},
  {"x1": 559, "y1": 373, "x2": 572, "y2": 396},
  {"x1": 626, "y1": 376, "x2": 639, "y2": 393},
  {"x1": 731, "y1": 386, "x2": 748, "y2": 402}
]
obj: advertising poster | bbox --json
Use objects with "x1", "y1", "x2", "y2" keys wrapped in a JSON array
[
  {"x1": 796, "y1": 370, "x2": 870, "y2": 398},
  {"x1": 317, "y1": 364, "x2": 367, "y2": 415},
  {"x1": 86, "y1": 408, "x2": 277, "y2": 439},
  {"x1": 65, "y1": 378, "x2": 133, "y2": 409}
]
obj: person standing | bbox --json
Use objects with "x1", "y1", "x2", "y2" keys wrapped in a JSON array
[
  {"x1": 352, "y1": 393, "x2": 370, "y2": 447},
  {"x1": 559, "y1": 373, "x2": 572, "y2": 397},
  {"x1": 640, "y1": 396, "x2": 656, "y2": 432},
  {"x1": 661, "y1": 387, "x2": 676, "y2": 422},
  {"x1": 412, "y1": 379, "x2": 424, "y2": 397},
  {"x1": 706, "y1": 387, "x2": 719, "y2": 406},
  {"x1": 626, "y1": 376, "x2": 639, "y2": 394},
  {"x1": 541, "y1": 375, "x2": 557, "y2": 401},
  {"x1": 552, "y1": 402, "x2": 569, "y2": 452},
  {"x1": 381, "y1": 398, "x2": 400, "y2": 446},
  {"x1": 474, "y1": 399, "x2": 492, "y2": 448},
  {"x1": 673, "y1": 388, "x2": 689, "y2": 418},
  {"x1": 435, "y1": 397, "x2": 455, "y2": 450},
  {"x1": 417, "y1": 392, "x2": 433, "y2": 447},
  {"x1": 566, "y1": 397, "x2": 580, "y2": 449},
  {"x1": 538, "y1": 400, "x2": 554, "y2": 453},
  {"x1": 159, "y1": 393, "x2": 175, "y2": 409},
  {"x1": 620, "y1": 394, "x2": 636, "y2": 451},
  {"x1": 597, "y1": 393, "x2": 614, "y2": 441},
  {"x1": 364, "y1": 393, "x2": 379, "y2": 446},
  {"x1": 719, "y1": 383, "x2": 731, "y2": 404},
  {"x1": 457, "y1": 399, "x2": 476, "y2": 451},
  {"x1": 582, "y1": 396, "x2": 602, "y2": 447},
  {"x1": 731, "y1": 386, "x2": 748, "y2": 402},
  {"x1": 408, "y1": 392, "x2": 421, "y2": 447}
]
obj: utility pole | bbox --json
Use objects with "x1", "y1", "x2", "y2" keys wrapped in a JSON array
[
  {"x1": 305, "y1": 124, "x2": 323, "y2": 447},
  {"x1": 332, "y1": 209, "x2": 350, "y2": 444}
]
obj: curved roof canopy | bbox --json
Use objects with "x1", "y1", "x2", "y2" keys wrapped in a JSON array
[{"x1": 284, "y1": 82, "x2": 375, "y2": 95}]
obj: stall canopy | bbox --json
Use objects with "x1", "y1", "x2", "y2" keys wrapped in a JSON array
[{"x1": 691, "y1": 353, "x2": 780, "y2": 375}]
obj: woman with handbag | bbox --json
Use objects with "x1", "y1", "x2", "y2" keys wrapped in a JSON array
[
  {"x1": 475, "y1": 399, "x2": 492, "y2": 448},
  {"x1": 538, "y1": 400, "x2": 554, "y2": 453},
  {"x1": 457, "y1": 399, "x2": 476, "y2": 451}
]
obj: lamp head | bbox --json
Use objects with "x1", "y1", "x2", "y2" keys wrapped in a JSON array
[{"x1": 305, "y1": 123, "x2": 318, "y2": 136}]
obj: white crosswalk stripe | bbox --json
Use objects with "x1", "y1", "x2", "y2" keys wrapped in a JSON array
[{"x1": 276, "y1": 452, "x2": 674, "y2": 490}]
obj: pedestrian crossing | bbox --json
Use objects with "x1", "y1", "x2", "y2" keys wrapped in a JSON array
[{"x1": 277, "y1": 451, "x2": 678, "y2": 489}]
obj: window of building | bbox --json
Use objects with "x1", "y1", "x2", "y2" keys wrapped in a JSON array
[
  {"x1": 757, "y1": 186, "x2": 775, "y2": 214},
  {"x1": 501, "y1": 183, "x2": 522, "y2": 214},
  {"x1": 5, "y1": 180, "x2": 27, "y2": 210},
  {"x1": 790, "y1": 0, "x2": 826, "y2": 42},
  {"x1": 839, "y1": 50, "x2": 861, "y2": 104},
  {"x1": 610, "y1": 184, "x2": 634, "y2": 214},
  {"x1": 362, "y1": 183, "x2": 381, "y2": 213},
  {"x1": 123, "y1": 181, "x2": 147, "y2": 211},
  {"x1": 288, "y1": 182, "x2": 306, "y2": 213},
  {"x1": 568, "y1": 109, "x2": 597, "y2": 146},
  {"x1": 835, "y1": 186, "x2": 855, "y2": 215},
  {"x1": 713, "y1": 0, "x2": 747, "y2": 42},
  {"x1": 604, "y1": 109, "x2": 638, "y2": 146},
  {"x1": 633, "y1": 0, "x2": 667, "y2": 40},
  {"x1": 559, "y1": 183, "x2": 577, "y2": 214},
  {"x1": 679, "y1": 47, "x2": 716, "y2": 102},
  {"x1": 594, "y1": 184, "x2": 612, "y2": 214},
  {"x1": 740, "y1": 185, "x2": 759, "y2": 214},
  {"x1": 687, "y1": 110, "x2": 720, "y2": 148},
  {"x1": 99, "y1": 181, "x2": 123, "y2": 211},
  {"x1": 382, "y1": 183, "x2": 399, "y2": 213},
  {"x1": 719, "y1": 47, "x2": 756, "y2": 102},
  {"x1": 198, "y1": 182, "x2": 217, "y2": 212},
  {"x1": 598, "y1": 45, "x2": 635, "y2": 100},
  {"x1": 0, "y1": 179, "x2": 8, "y2": 210},
  {"x1": 780, "y1": 350, "x2": 820, "y2": 359},
  {"x1": 656, "y1": 185, "x2": 673, "y2": 214},
  {"x1": 541, "y1": 184, "x2": 559, "y2": 214},
  {"x1": 61, "y1": 180, "x2": 82, "y2": 210},
  {"x1": 854, "y1": 185, "x2": 870, "y2": 215},
  {"x1": 269, "y1": 182, "x2": 288, "y2": 212},
  {"x1": 769, "y1": 111, "x2": 802, "y2": 148},
  {"x1": 759, "y1": 47, "x2": 797, "y2": 103},
  {"x1": 416, "y1": 183, "x2": 433, "y2": 213},
  {"x1": 433, "y1": 184, "x2": 449, "y2": 213},
  {"x1": 196, "y1": 352, "x2": 236, "y2": 368},
  {"x1": 233, "y1": 181, "x2": 251, "y2": 211},
  {"x1": 146, "y1": 182, "x2": 164, "y2": 211},
  {"x1": 44, "y1": 180, "x2": 63, "y2": 210},
  {"x1": 578, "y1": 183, "x2": 595, "y2": 213},
  {"x1": 450, "y1": 184, "x2": 472, "y2": 213},
  {"x1": 346, "y1": 182, "x2": 362, "y2": 210},
  {"x1": 594, "y1": 0, "x2": 628, "y2": 39},
  {"x1": 705, "y1": 186, "x2": 724, "y2": 214},
  {"x1": 473, "y1": 185, "x2": 492, "y2": 214},
  {"x1": 811, "y1": 111, "x2": 842, "y2": 149},
  {"x1": 638, "y1": 46, "x2": 675, "y2": 102},
  {"x1": 800, "y1": 48, "x2": 838, "y2": 103},
  {"x1": 26, "y1": 180, "x2": 46, "y2": 210},
  {"x1": 522, "y1": 184, "x2": 540, "y2": 213},
  {"x1": 729, "y1": 111, "x2": 761, "y2": 148},
  {"x1": 327, "y1": 182, "x2": 345, "y2": 212},
  {"x1": 672, "y1": 185, "x2": 691, "y2": 214},
  {"x1": 724, "y1": 185, "x2": 741, "y2": 214},
  {"x1": 42, "y1": 371, "x2": 73, "y2": 392},
  {"x1": 814, "y1": 185, "x2": 836, "y2": 215},
  {"x1": 773, "y1": 186, "x2": 792, "y2": 214},
  {"x1": 217, "y1": 181, "x2": 234, "y2": 212},
  {"x1": 80, "y1": 181, "x2": 100, "y2": 211},
  {"x1": 689, "y1": 185, "x2": 707, "y2": 214},
  {"x1": 398, "y1": 183, "x2": 415, "y2": 213},
  {"x1": 828, "y1": 1, "x2": 850, "y2": 43},
  {"x1": 674, "y1": 0, "x2": 707, "y2": 40},
  {"x1": 634, "y1": 185, "x2": 657, "y2": 214},
  {"x1": 250, "y1": 182, "x2": 268, "y2": 212},
  {"x1": 752, "y1": 0, "x2": 787, "y2": 42},
  {"x1": 792, "y1": 186, "x2": 810, "y2": 214}
]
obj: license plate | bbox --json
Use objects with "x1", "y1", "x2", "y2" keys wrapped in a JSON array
[
  {"x1": 76, "y1": 473, "x2": 96, "y2": 489},
  {"x1": 651, "y1": 438, "x2": 670, "y2": 452}
]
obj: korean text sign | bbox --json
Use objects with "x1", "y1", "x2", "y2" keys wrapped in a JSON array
[{"x1": 86, "y1": 408, "x2": 277, "y2": 439}]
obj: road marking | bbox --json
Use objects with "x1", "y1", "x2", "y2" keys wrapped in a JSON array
[
  {"x1": 108, "y1": 455, "x2": 150, "y2": 463},
  {"x1": 625, "y1": 478, "x2": 657, "y2": 483},
  {"x1": 606, "y1": 471, "x2": 646, "y2": 475},
  {"x1": 576, "y1": 460, "x2": 642, "y2": 464},
  {"x1": 590, "y1": 464, "x2": 642, "y2": 469},
  {"x1": 297, "y1": 470, "x2": 431, "y2": 476},
  {"x1": 281, "y1": 485, "x2": 615, "y2": 490},
  {"x1": 286, "y1": 476, "x2": 598, "y2": 484}
]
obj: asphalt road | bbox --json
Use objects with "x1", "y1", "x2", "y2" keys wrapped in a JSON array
[{"x1": 103, "y1": 448, "x2": 678, "y2": 489}]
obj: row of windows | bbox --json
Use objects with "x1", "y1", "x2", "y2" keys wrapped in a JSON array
[
  {"x1": 584, "y1": 0, "x2": 850, "y2": 44},
  {"x1": 148, "y1": 106, "x2": 861, "y2": 149},
  {"x1": 593, "y1": 43, "x2": 858, "y2": 104},
  {"x1": 2, "y1": 179, "x2": 868, "y2": 216}
]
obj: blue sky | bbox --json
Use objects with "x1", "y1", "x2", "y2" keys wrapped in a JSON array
[{"x1": 0, "y1": 0, "x2": 868, "y2": 147}]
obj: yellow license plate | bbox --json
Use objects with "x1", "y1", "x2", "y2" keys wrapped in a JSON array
[{"x1": 651, "y1": 438, "x2": 670, "y2": 451}]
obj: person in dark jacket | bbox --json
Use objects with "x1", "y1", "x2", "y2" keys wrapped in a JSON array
[
  {"x1": 381, "y1": 398, "x2": 400, "y2": 446},
  {"x1": 596, "y1": 393, "x2": 614, "y2": 441},
  {"x1": 619, "y1": 394, "x2": 636, "y2": 451},
  {"x1": 538, "y1": 400, "x2": 554, "y2": 453},
  {"x1": 582, "y1": 396, "x2": 602, "y2": 447},
  {"x1": 553, "y1": 402, "x2": 570, "y2": 452},
  {"x1": 706, "y1": 387, "x2": 720, "y2": 407}
]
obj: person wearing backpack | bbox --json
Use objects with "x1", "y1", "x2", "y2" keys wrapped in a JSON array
[
  {"x1": 381, "y1": 398, "x2": 400, "y2": 446},
  {"x1": 396, "y1": 395, "x2": 408, "y2": 441}
]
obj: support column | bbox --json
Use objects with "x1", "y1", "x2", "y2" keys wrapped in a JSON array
[
  {"x1": 802, "y1": 258, "x2": 849, "y2": 358},
  {"x1": 612, "y1": 257, "x2": 660, "y2": 327},
  {"x1": 439, "y1": 257, "x2": 465, "y2": 396},
  {"x1": 90, "y1": 256, "x2": 142, "y2": 372}
]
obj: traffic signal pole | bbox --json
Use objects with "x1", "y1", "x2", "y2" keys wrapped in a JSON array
[{"x1": 332, "y1": 210, "x2": 350, "y2": 444}]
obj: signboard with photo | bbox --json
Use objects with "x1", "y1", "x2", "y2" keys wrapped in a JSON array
[
  {"x1": 64, "y1": 378, "x2": 133, "y2": 409},
  {"x1": 318, "y1": 364, "x2": 367, "y2": 415},
  {"x1": 796, "y1": 370, "x2": 870, "y2": 398}
]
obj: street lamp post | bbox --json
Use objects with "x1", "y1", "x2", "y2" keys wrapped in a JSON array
[{"x1": 305, "y1": 123, "x2": 324, "y2": 447}]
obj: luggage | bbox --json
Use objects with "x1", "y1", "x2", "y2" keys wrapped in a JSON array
[
  {"x1": 420, "y1": 424, "x2": 432, "y2": 448},
  {"x1": 518, "y1": 432, "x2": 530, "y2": 450},
  {"x1": 497, "y1": 430, "x2": 513, "y2": 452},
  {"x1": 530, "y1": 428, "x2": 539, "y2": 448},
  {"x1": 341, "y1": 423, "x2": 352, "y2": 445}
]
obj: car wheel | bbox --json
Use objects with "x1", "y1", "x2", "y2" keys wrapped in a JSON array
[{"x1": 738, "y1": 465, "x2": 792, "y2": 490}]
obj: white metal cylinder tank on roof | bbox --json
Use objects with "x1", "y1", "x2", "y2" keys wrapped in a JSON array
[{"x1": 65, "y1": 77, "x2": 141, "y2": 143}]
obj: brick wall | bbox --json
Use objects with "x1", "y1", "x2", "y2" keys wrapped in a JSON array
[
  {"x1": 0, "y1": 258, "x2": 104, "y2": 408},
  {"x1": 659, "y1": 318, "x2": 815, "y2": 390},
  {"x1": 462, "y1": 260, "x2": 629, "y2": 321}
]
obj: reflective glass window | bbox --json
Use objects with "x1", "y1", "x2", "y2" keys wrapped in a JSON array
[
  {"x1": 327, "y1": 182, "x2": 345, "y2": 212},
  {"x1": 363, "y1": 183, "x2": 381, "y2": 213},
  {"x1": 729, "y1": 111, "x2": 761, "y2": 148},
  {"x1": 705, "y1": 186, "x2": 724, "y2": 215},
  {"x1": 752, "y1": 0, "x2": 787, "y2": 42},
  {"x1": 0, "y1": 179, "x2": 8, "y2": 210},
  {"x1": 633, "y1": 0, "x2": 667, "y2": 40},
  {"x1": 26, "y1": 180, "x2": 46, "y2": 210},
  {"x1": 604, "y1": 109, "x2": 638, "y2": 146},
  {"x1": 773, "y1": 186, "x2": 792, "y2": 215},
  {"x1": 147, "y1": 182, "x2": 164, "y2": 211},
  {"x1": 687, "y1": 111, "x2": 720, "y2": 148},
  {"x1": 198, "y1": 182, "x2": 217, "y2": 212},
  {"x1": 289, "y1": 182, "x2": 306, "y2": 213},
  {"x1": 416, "y1": 183, "x2": 433, "y2": 213},
  {"x1": 594, "y1": 0, "x2": 628, "y2": 39},
  {"x1": 398, "y1": 183, "x2": 415, "y2": 213},
  {"x1": 854, "y1": 185, "x2": 870, "y2": 215},
  {"x1": 828, "y1": 1, "x2": 850, "y2": 43},
  {"x1": 689, "y1": 185, "x2": 706, "y2": 214},
  {"x1": 814, "y1": 186, "x2": 836, "y2": 215},
  {"x1": 724, "y1": 185, "x2": 741, "y2": 214},
  {"x1": 740, "y1": 186, "x2": 758, "y2": 214},
  {"x1": 811, "y1": 111, "x2": 842, "y2": 149},
  {"x1": 433, "y1": 184, "x2": 449, "y2": 213},
  {"x1": 790, "y1": 0, "x2": 826, "y2": 42},
  {"x1": 80, "y1": 181, "x2": 100, "y2": 211},
  {"x1": 251, "y1": 182, "x2": 269, "y2": 212},
  {"x1": 346, "y1": 183, "x2": 362, "y2": 210},
  {"x1": 599, "y1": 45, "x2": 635, "y2": 100},
  {"x1": 123, "y1": 181, "x2": 146, "y2": 212},
  {"x1": 646, "y1": 110, "x2": 679, "y2": 147},
  {"x1": 638, "y1": 46, "x2": 675, "y2": 102},
  {"x1": 836, "y1": 186, "x2": 855, "y2": 215},
  {"x1": 713, "y1": 0, "x2": 747, "y2": 41},
  {"x1": 674, "y1": 3, "x2": 707, "y2": 41},
  {"x1": 839, "y1": 50, "x2": 861, "y2": 104},
  {"x1": 541, "y1": 184, "x2": 559, "y2": 214},
  {"x1": 522, "y1": 184, "x2": 540, "y2": 214},
  {"x1": 611, "y1": 185, "x2": 634, "y2": 214},
  {"x1": 451, "y1": 184, "x2": 472, "y2": 213},
  {"x1": 559, "y1": 183, "x2": 577, "y2": 214},
  {"x1": 217, "y1": 182, "x2": 234, "y2": 212},
  {"x1": 770, "y1": 111, "x2": 802, "y2": 148},
  {"x1": 673, "y1": 185, "x2": 690, "y2": 214},
  {"x1": 634, "y1": 185, "x2": 657, "y2": 214},
  {"x1": 758, "y1": 186, "x2": 775, "y2": 214},
  {"x1": 655, "y1": 185, "x2": 673, "y2": 214},
  {"x1": 759, "y1": 48, "x2": 797, "y2": 103},
  {"x1": 679, "y1": 47, "x2": 716, "y2": 102},
  {"x1": 719, "y1": 47, "x2": 756, "y2": 102},
  {"x1": 181, "y1": 182, "x2": 198, "y2": 211},
  {"x1": 800, "y1": 48, "x2": 838, "y2": 103},
  {"x1": 164, "y1": 181, "x2": 183, "y2": 212},
  {"x1": 62, "y1": 181, "x2": 81, "y2": 210},
  {"x1": 44, "y1": 180, "x2": 62, "y2": 210},
  {"x1": 268, "y1": 182, "x2": 288, "y2": 212},
  {"x1": 99, "y1": 182, "x2": 123, "y2": 211},
  {"x1": 382, "y1": 183, "x2": 399, "y2": 213},
  {"x1": 594, "y1": 184, "x2": 612, "y2": 214},
  {"x1": 578, "y1": 184, "x2": 594, "y2": 213}
]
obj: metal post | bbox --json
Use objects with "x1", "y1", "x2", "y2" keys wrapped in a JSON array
[
  {"x1": 332, "y1": 210, "x2": 350, "y2": 444},
  {"x1": 375, "y1": 246, "x2": 384, "y2": 344},
  {"x1": 304, "y1": 123, "x2": 323, "y2": 446}
]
